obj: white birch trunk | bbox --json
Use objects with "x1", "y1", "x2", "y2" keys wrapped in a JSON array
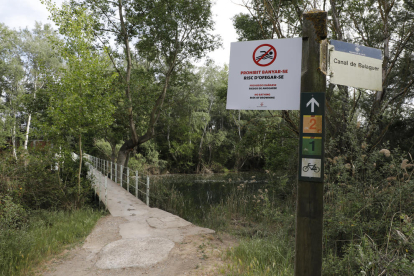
[
  {"x1": 12, "y1": 116, "x2": 17, "y2": 160},
  {"x1": 24, "y1": 113, "x2": 31, "y2": 150}
]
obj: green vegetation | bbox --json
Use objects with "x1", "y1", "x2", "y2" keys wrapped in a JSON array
[
  {"x1": 225, "y1": 236, "x2": 294, "y2": 275},
  {"x1": 1, "y1": 0, "x2": 414, "y2": 275},
  {"x1": 150, "y1": 146, "x2": 414, "y2": 275},
  {"x1": 149, "y1": 173, "x2": 297, "y2": 275},
  {"x1": 321, "y1": 129, "x2": 414, "y2": 275},
  {"x1": 0, "y1": 207, "x2": 104, "y2": 276},
  {"x1": 0, "y1": 149, "x2": 104, "y2": 276}
]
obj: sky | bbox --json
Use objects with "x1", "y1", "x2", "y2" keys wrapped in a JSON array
[{"x1": 0, "y1": 0, "x2": 247, "y2": 66}]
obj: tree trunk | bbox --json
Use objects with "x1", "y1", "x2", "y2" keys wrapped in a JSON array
[
  {"x1": 374, "y1": 0, "x2": 390, "y2": 113},
  {"x1": 12, "y1": 112, "x2": 17, "y2": 160},
  {"x1": 116, "y1": 139, "x2": 136, "y2": 177},
  {"x1": 232, "y1": 110, "x2": 243, "y2": 172},
  {"x1": 115, "y1": 0, "x2": 178, "y2": 171},
  {"x1": 125, "y1": 151, "x2": 131, "y2": 168},
  {"x1": 24, "y1": 114, "x2": 31, "y2": 150},
  {"x1": 196, "y1": 100, "x2": 213, "y2": 173},
  {"x1": 110, "y1": 142, "x2": 117, "y2": 163},
  {"x1": 196, "y1": 130, "x2": 206, "y2": 173},
  {"x1": 24, "y1": 81, "x2": 37, "y2": 150},
  {"x1": 12, "y1": 125, "x2": 17, "y2": 160}
]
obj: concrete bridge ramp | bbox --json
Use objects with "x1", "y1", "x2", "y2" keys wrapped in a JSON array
[{"x1": 86, "y1": 170, "x2": 215, "y2": 272}]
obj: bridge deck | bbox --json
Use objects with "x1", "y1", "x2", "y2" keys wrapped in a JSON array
[{"x1": 88, "y1": 168, "x2": 214, "y2": 270}]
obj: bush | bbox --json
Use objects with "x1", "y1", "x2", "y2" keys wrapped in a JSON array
[
  {"x1": 0, "y1": 147, "x2": 94, "y2": 211},
  {"x1": 322, "y1": 122, "x2": 414, "y2": 274},
  {"x1": 0, "y1": 195, "x2": 28, "y2": 230}
]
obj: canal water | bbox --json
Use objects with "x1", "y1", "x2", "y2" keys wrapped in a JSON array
[{"x1": 149, "y1": 172, "x2": 292, "y2": 223}]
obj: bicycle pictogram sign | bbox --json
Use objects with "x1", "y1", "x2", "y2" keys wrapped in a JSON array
[
  {"x1": 300, "y1": 158, "x2": 322, "y2": 179},
  {"x1": 253, "y1": 44, "x2": 277, "y2": 67},
  {"x1": 302, "y1": 163, "x2": 320, "y2": 173}
]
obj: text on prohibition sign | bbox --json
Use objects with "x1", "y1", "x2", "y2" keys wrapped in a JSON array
[{"x1": 253, "y1": 44, "x2": 277, "y2": 67}]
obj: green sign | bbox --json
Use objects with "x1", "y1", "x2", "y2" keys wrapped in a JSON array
[{"x1": 302, "y1": 137, "x2": 322, "y2": 156}]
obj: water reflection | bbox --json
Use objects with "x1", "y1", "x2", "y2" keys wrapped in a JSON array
[{"x1": 150, "y1": 172, "x2": 286, "y2": 218}]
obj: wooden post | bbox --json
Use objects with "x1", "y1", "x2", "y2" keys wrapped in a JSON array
[{"x1": 295, "y1": 10, "x2": 327, "y2": 276}]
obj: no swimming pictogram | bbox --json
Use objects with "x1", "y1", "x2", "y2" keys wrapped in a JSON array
[{"x1": 253, "y1": 44, "x2": 277, "y2": 67}]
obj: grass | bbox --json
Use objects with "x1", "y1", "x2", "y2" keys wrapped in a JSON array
[
  {"x1": 150, "y1": 161, "x2": 414, "y2": 275},
  {"x1": 150, "y1": 174, "x2": 297, "y2": 275},
  {"x1": 224, "y1": 233, "x2": 295, "y2": 275},
  {"x1": 218, "y1": 199, "x2": 296, "y2": 276},
  {"x1": 0, "y1": 208, "x2": 105, "y2": 276}
]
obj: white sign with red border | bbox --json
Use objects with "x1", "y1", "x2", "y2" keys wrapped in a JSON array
[{"x1": 226, "y1": 38, "x2": 302, "y2": 110}]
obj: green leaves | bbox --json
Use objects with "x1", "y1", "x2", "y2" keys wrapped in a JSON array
[
  {"x1": 129, "y1": 0, "x2": 220, "y2": 65},
  {"x1": 41, "y1": 1, "x2": 118, "y2": 140}
]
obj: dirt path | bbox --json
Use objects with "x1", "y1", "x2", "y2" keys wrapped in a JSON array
[
  {"x1": 34, "y1": 169, "x2": 237, "y2": 276},
  {"x1": 35, "y1": 215, "x2": 237, "y2": 276}
]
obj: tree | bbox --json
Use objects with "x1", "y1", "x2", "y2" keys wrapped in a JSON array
[
  {"x1": 41, "y1": 1, "x2": 117, "y2": 204},
  {"x1": 62, "y1": 0, "x2": 221, "y2": 169},
  {"x1": 0, "y1": 24, "x2": 25, "y2": 159},
  {"x1": 233, "y1": 0, "x2": 414, "y2": 154},
  {"x1": 20, "y1": 22, "x2": 61, "y2": 150}
]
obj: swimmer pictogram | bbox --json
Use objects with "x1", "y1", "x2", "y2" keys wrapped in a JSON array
[{"x1": 253, "y1": 44, "x2": 277, "y2": 67}]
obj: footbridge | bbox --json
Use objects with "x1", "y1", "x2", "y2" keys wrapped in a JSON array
[{"x1": 76, "y1": 155, "x2": 214, "y2": 271}]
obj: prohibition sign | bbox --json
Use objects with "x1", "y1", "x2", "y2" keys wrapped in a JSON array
[{"x1": 253, "y1": 44, "x2": 277, "y2": 67}]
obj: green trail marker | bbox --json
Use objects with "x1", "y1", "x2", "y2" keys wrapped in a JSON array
[{"x1": 302, "y1": 136, "x2": 322, "y2": 156}]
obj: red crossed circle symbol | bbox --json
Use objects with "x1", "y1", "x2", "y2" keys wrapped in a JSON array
[{"x1": 253, "y1": 44, "x2": 277, "y2": 67}]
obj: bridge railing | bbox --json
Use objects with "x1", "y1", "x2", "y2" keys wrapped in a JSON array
[{"x1": 85, "y1": 154, "x2": 150, "y2": 207}]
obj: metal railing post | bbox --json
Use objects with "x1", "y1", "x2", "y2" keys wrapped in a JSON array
[
  {"x1": 93, "y1": 168, "x2": 97, "y2": 200},
  {"x1": 115, "y1": 163, "x2": 117, "y2": 184},
  {"x1": 99, "y1": 170, "x2": 102, "y2": 208},
  {"x1": 120, "y1": 165, "x2": 123, "y2": 188},
  {"x1": 146, "y1": 176, "x2": 149, "y2": 206},
  {"x1": 110, "y1": 162, "x2": 113, "y2": 181},
  {"x1": 135, "y1": 171, "x2": 138, "y2": 198},
  {"x1": 127, "y1": 167, "x2": 130, "y2": 192},
  {"x1": 105, "y1": 174, "x2": 108, "y2": 210},
  {"x1": 106, "y1": 160, "x2": 108, "y2": 176}
]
